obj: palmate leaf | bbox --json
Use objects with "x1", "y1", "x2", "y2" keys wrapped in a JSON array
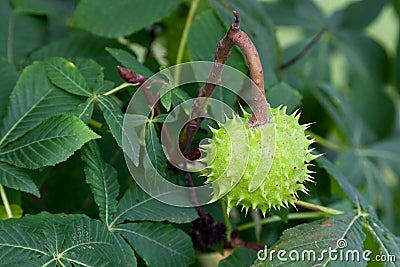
[
  {"x1": 0, "y1": 220, "x2": 48, "y2": 266},
  {"x1": 0, "y1": 115, "x2": 100, "y2": 169},
  {"x1": 0, "y1": 213, "x2": 125, "y2": 266},
  {"x1": 110, "y1": 182, "x2": 197, "y2": 227},
  {"x1": 0, "y1": 61, "x2": 83, "y2": 148},
  {"x1": 60, "y1": 216, "x2": 122, "y2": 266},
  {"x1": 253, "y1": 212, "x2": 366, "y2": 267},
  {"x1": 71, "y1": 0, "x2": 184, "y2": 38},
  {"x1": 44, "y1": 57, "x2": 92, "y2": 96},
  {"x1": 81, "y1": 141, "x2": 119, "y2": 227},
  {"x1": 116, "y1": 222, "x2": 195, "y2": 267},
  {"x1": 0, "y1": 161, "x2": 39, "y2": 196},
  {"x1": 97, "y1": 95, "x2": 140, "y2": 166}
]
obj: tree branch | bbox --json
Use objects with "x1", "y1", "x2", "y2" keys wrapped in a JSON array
[
  {"x1": 183, "y1": 10, "x2": 269, "y2": 156},
  {"x1": 117, "y1": 66, "x2": 161, "y2": 117}
]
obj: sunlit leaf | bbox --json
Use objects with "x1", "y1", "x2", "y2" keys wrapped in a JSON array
[{"x1": 45, "y1": 57, "x2": 92, "y2": 96}]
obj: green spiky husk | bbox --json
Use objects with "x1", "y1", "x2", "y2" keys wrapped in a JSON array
[{"x1": 200, "y1": 106, "x2": 319, "y2": 215}]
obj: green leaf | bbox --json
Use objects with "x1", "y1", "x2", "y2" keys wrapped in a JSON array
[
  {"x1": 106, "y1": 47, "x2": 154, "y2": 77},
  {"x1": 76, "y1": 97, "x2": 95, "y2": 124},
  {"x1": 94, "y1": 80, "x2": 115, "y2": 95},
  {"x1": 45, "y1": 57, "x2": 92, "y2": 96},
  {"x1": 0, "y1": 115, "x2": 100, "y2": 169},
  {"x1": 71, "y1": 0, "x2": 184, "y2": 38},
  {"x1": 146, "y1": 122, "x2": 167, "y2": 177},
  {"x1": 261, "y1": 0, "x2": 325, "y2": 30},
  {"x1": 335, "y1": 33, "x2": 394, "y2": 141},
  {"x1": 336, "y1": 146, "x2": 397, "y2": 225},
  {"x1": 0, "y1": 161, "x2": 39, "y2": 196},
  {"x1": 61, "y1": 215, "x2": 122, "y2": 266},
  {"x1": 111, "y1": 182, "x2": 197, "y2": 226},
  {"x1": 0, "y1": 204, "x2": 23, "y2": 220},
  {"x1": 75, "y1": 57, "x2": 104, "y2": 89},
  {"x1": 160, "y1": 90, "x2": 172, "y2": 111},
  {"x1": 81, "y1": 141, "x2": 119, "y2": 226},
  {"x1": 0, "y1": 61, "x2": 83, "y2": 147},
  {"x1": 362, "y1": 137, "x2": 400, "y2": 171},
  {"x1": 117, "y1": 222, "x2": 195, "y2": 267},
  {"x1": 112, "y1": 234, "x2": 138, "y2": 267},
  {"x1": 12, "y1": 0, "x2": 69, "y2": 16},
  {"x1": 97, "y1": 95, "x2": 140, "y2": 166},
  {"x1": 209, "y1": 0, "x2": 279, "y2": 87},
  {"x1": 365, "y1": 216, "x2": 400, "y2": 266},
  {"x1": 0, "y1": 212, "x2": 126, "y2": 266},
  {"x1": 219, "y1": 247, "x2": 257, "y2": 267},
  {"x1": 187, "y1": 10, "x2": 247, "y2": 73},
  {"x1": 40, "y1": 214, "x2": 70, "y2": 256},
  {"x1": 124, "y1": 114, "x2": 150, "y2": 127},
  {"x1": 332, "y1": 0, "x2": 390, "y2": 30},
  {"x1": 152, "y1": 114, "x2": 169, "y2": 123},
  {"x1": 253, "y1": 212, "x2": 366, "y2": 266},
  {"x1": 0, "y1": 218, "x2": 48, "y2": 265},
  {"x1": 313, "y1": 83, "x2": 368, "y2": 143},
  {"x1": 266, "y1": 82, "x2": 302, "y2": 114},
  {"x1": 316, "y1": 156, "x2": 370, "y2": 209},
  {"x1": 0, "y1": 1, "x2": 47, "y2": 64},
  {"x1": 30, "y1": 35, "x2": 119, "y2": 62},
  {"x1": 0, "y1": 58, "x2": 18, "y2": 121}
]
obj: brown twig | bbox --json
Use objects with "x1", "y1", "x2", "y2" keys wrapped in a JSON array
[
  {"x1": 117, "y1": 66, "x2": 161, "y2": 117},
  {"x1": 183, "y1": 11, "x2": 269, "y2": 156},
  {"x1": 279, "y1": 28, "x2": 327, "y2": 70}
]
